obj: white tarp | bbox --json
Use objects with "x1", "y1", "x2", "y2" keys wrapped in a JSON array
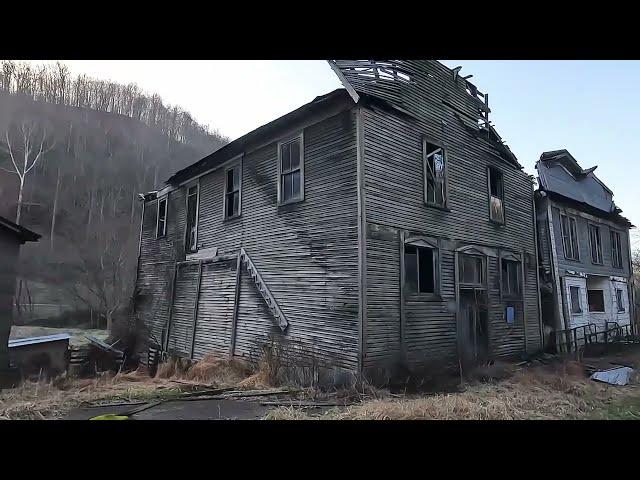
[{"x1": 590, "y1": 366, "x2": 634, "y2": 386}]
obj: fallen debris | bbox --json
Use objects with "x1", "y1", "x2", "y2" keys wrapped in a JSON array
[{"x1": 590, "y1": 366, "x2": 635, "y2": 386}]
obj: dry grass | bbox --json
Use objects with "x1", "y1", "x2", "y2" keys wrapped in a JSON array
[{"x1": 265, "y1": 359, "x2": 640, "y2": 420}]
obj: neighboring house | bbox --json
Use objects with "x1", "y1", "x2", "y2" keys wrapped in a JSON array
[
  {"x1": 535, "y1": 150, "x2": 635, "y2": 348},
  {"x1": 0, "y1": 215, "x2": 40, "y2": 385},
  {"x1": 134, "y1": 60, "x2": 542, "y2": 383}
]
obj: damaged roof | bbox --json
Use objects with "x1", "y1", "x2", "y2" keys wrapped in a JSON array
[
  {"x1": 537, "y1": 149, "x2": 632, "y2": 226},
  {"x1": 0, "y1": 215, "x2": 40, "y2": 244}
]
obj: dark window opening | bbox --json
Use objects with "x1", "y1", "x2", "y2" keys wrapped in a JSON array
[
  {"x1": 424, "y1": 141, "x2": 446, "y2": 207},
  {"x1": 157, "y1": 197, "x2": 167, "y2": 238},
  {"x1": 611, "y1": 230, "x2": 623, "y2": 268},
  {"x1": 405, "y1": 244, "x2": 437, "y2": 294},
  {"x1": 488, "y1": 167, "x2": 504, "y2": 223},
  {"x1": 560, "y1": 214, "x2": 580, "y2": 260},
  {"x1": 224, "y1": 166, "x2": 241, "y2": 219},
  {"x1": 501, "y1": 259, "x2": 522, "y2": 297},
  {"x1": 569, "y1": 286, "x2": 582, "y2": 314},
  {"x1": 279, "y1": 137, "x2": 302, "y2": 203},
  {"x1": 186, "y1": 185, "x2": 198, "y2": 253},
  {"x1": 459, "y1": 254, "x2": 485, "y2": 286},
  {"x1": 616, "y1": 289, "x2": 625, "y2": 312},
  {"x1": 589, "y1": 224, "x2": 603, "y2": 264},
  {"x1": 587, "y1": 289, "x2": 604, "y2": 312}
]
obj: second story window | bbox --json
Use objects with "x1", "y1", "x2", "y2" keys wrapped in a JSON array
[
  {"x1": 560, "y1": 214, "x2": 580, "y2": 261},
  {"x1": 224, "y1": 164, "x2": 241, "y2": 219},
  {"x1": 423, "y1": 140, "x2": 447, "y2": 207},
  {"x1": 278, "y1": 134, "x2": 304, "y2": 204},
  {"x1": 589, "y1": 224, "x2": 603, "y2": 265},
  {"x1": 611, "y1": 230, "x2": 623, "y2": 268},
  {"x1": 156, "y1": 196, "x2": 167, "y2": 238},
  {"x1": 185, "y1": 184, "x2": 199, "y2": 253},
  {"x1": 488, "y1": 167, "x2": 504, "y2": 224}
]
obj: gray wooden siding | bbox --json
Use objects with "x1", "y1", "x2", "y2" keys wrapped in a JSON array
[
  {"x1": 550, "y1": 200, "x2": 631, "y2": 278},
  {"x1": 361, "y1": 104, "x2": 540, "y2": 369},
  {"x1": 135, "y1": 109, "x2": 360, "y2": 370},
  {"x1": 167, "y1": 262, "x2": 198, "y2": 356}
]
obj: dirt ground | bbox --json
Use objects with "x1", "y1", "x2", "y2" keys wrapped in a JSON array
[{"x1": 3, "y1": 346, "x2": 640, "y2": 420}]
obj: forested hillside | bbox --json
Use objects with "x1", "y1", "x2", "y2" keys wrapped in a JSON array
[{"x1": 0, "y1": 61, "x2": 228, "y2": 329}]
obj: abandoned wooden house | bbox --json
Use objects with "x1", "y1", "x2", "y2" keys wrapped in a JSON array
[
  {"x1": 134, "y1": 60, "x2": 543, "y2": 383},
  {"x1": 535, "y1": 150, "x2": 635, "y2": 349}
]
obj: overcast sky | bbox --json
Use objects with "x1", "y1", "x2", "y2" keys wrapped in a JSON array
[{"x1": 30, "y1": 60, "x2": 640, "y2": 245}]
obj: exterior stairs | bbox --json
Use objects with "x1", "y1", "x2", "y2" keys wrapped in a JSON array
[{"x1": 239, "y1": 248, "x2": 289, "y2": 332}]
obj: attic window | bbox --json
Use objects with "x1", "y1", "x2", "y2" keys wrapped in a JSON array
[
  {"x1": 156, "y1": 197, "x2": 167, "y2": 238},
  {"x1": 278, "y1": 134, "x2": 304, "y2": 204},
  {"x1": 488, "y1": 167, "x2": 504, "y2": 224},
  {"x1": 224, "y1": 164, "x2": 241, "y2": 219}
]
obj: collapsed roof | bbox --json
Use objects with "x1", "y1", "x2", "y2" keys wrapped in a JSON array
[
  {"x1": 0, "y1": 215, "x2": 40, "y2": 244},
  {"x1": 536, "y1": 149, "x2": 632, "y2": 227}
]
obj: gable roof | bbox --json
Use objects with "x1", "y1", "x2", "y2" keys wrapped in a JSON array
[{"x1": 0, "y1": 215, "x2": 40, "y2": 244}]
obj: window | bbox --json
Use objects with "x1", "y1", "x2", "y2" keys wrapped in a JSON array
[
  {"x1": 404, "y1": 244, "x2": 438, "y2": 294},
  {"x1": 156, "y1": 197, "x2": 167, "y2": 238},
  {"x1": 459, "y1": 254, "x2": 485, "y2": 286},
  {"x1": 560, "y1": 214, "x2": 580, "y2": 261},
  {"x1": 611, "y1": 230, "x2": 623, "y2": 268},
  {"x1": 587, "y1": 289, "x2": 605, "y2": 312},
  {"x1": 423, "y1": 140, "x2": 447, "y2": 207},
  {"x1": 616, "y1": 288, "x2": 625, "y2": 312},
  {"x1": 589, "y1": 224, "x2": 603, "y2": 264},
  {"x1": 488, "y1": 167, "x2": 504, "y2": 224},
  {"x1": 278, "y1": 135, "x2": 303, "y2": 204},
  {"x1": 569, "y1": 286, "x2": 582, "y2": 314},
  {"x1": 185, "y1": 184, "x2": 199, "y2": 253},
  {"x1": 224, "y1": 165, "x2": 241, "y2": 219},
  {"x1": 501, "y1": 259, "x2": 522, "y2": 298}
]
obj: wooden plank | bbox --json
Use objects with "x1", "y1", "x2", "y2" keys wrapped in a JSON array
[
  {"x1": 229, "y1": 251, "x2": 242, "y2": 357},
  {"x1": 190, "y1": 260, "x2": 203, "y2": 359}
]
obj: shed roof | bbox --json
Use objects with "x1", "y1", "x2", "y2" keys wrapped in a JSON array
[
  {"x1": 0, "y1": 215, "x2": 40, "y2": 244},
  {"x1": 8, "y1": 333, "x2": 71, "y2": 348}
]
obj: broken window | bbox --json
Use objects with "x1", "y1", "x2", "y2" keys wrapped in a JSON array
[
  {"x1": 616, "y1": 288, "x2": 625, "y2": 312},
  {"x1": 560, "y1": 214, "x2": 580, "y2": 261},
  {"x1": 156, "y1": 196, "x2": 167, "y2": 238},
  {"x1": 589, "y1": 224, "x2": 603, "y2": 264},
  {"x1": 501, "y1": 259, "x2": 522, "y2": 298},
  {"x1": 459, "y1": 254, "x2": 485, "y2": 286},
  {"x1": 488, "y1": 167, "x2": 504, "y2": 224},
  {"x1": 185, "y1": 184, "x2": 199, "y2": 253},
  {"x1": 611, "y1": 230, "x2": 623, "y2": 268},
  {"x1": 224, "y1": 165, "x2": 241, "y2": 219},
  {"x1": 404, "y1": 244, "x2": 438, "y2": 294},
  {"x1": 587, "y1": 289, "x2": 605, "y2": 312},
  {"x1": 423, "y1": 140, "x2": 446, "y2": 207},
  {"x1": 569, "y1": 286, "x2": 582, "y2": 314},
  {"x1": 278, "y1": 135, "x2": 303, "y2": 204}
]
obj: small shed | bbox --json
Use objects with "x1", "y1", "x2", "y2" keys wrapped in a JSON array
[
  {"x1": 0, "y1": 215, "x2": 40, "y2": 386},
  {"x1": 8, "y1": 333, "x2": 71, "y2": 378}
]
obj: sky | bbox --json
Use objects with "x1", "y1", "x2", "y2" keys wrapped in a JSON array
[{"x1": 30, "y1": 60, "x2": 640, "y2": 246}]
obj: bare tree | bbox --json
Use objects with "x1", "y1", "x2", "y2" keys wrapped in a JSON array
[{"x1": 0, "y1": 118, "x2": 55, "y2": 223}]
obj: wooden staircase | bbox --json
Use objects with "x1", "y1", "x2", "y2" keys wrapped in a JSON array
[{"x1": 240, "y1": 248, "x2": 289, "y2": 332}]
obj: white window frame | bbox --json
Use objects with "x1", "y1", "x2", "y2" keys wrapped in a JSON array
[
  {"x1": 156, "y1": 195, "x2": 168, "y2": 239},
  {"x1": 569, "y1": 285, "x2": 582, "y2": 314},
  {"x1": 185, "y1": 180, "x2": 200, "y2": 254},
  {"x1": 277, "y1": 132, "x2": 304, "y2": 205},
  {"x1": 223, "y1": 157, "x2": 242, "y2": 220}
]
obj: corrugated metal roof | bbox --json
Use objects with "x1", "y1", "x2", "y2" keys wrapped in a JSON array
[{"x1": 8, "y1": 333, "x2": 71, "y2": 348}]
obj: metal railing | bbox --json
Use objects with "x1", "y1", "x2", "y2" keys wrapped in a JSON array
[{"x1": 553, "y1": 321, "x2": 638, "y2": 354}]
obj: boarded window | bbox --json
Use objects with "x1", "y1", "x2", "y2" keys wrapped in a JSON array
[
  {"x1": 570, "y1": 286, "x2": 582, "y2": 314},
  {"x1": 488, "y1": 167, "x2": 504, "y2": 223},
  {"x1": 587, "y1": 289, "x2": 604, "y2": 312},
  {"x1": 423, "y1": 140, "x2": 446, "y2": 207},
  {"x1": 186, "y1": 185, "x2": 199, "y2": 253},
  {"x1": 404, "y1": 244, "x2": 437, "y2": 294},
  {"x1": 501, "y1": 259, "x2": 521, "y2": 297},
  {"x1": 560, "y1": 214, "x2": 580, "y2": 261},
  {"x1": 611, "y1": 230, "x2": 623, "y2": 268},
  {"x1": 279, "y1": 136, "x2": 303, "y2": 203},
  {"x1": 156, "y1": 197, "x2": 167, "y2": 238},
  {"x1": 616, "y1": 289, "x2": 625, "y2": 312},
  {"x1": 459, "y1": 254, "x2": 485, "y2": 286},
  {"x1": 589, "y1": 224, "x2": 603, "y2": 264},
  {"x1": 224, "y1": 165, "x2": 241, "y2": 219}
]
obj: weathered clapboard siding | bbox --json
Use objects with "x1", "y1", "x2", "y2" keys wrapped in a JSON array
[
  {"x1": 360, "y1": 85, "x2": 541, "y2": 369},
  {"x1": 167, "y1": 262, "x2": 199, "y2": 356}
]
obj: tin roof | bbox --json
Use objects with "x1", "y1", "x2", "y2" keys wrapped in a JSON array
[{"x1": 8, "y1": 333, "x2": 71, "y2": 348}]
